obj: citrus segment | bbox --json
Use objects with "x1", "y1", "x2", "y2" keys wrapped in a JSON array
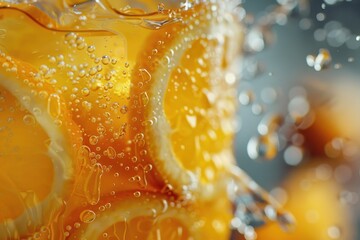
[
  {"x1": 130, "y1": 3, "x2": 242, "y2": 198},
  {"x1": 0, "y1": 54, "x2": 80, "y2": 238},
  {"x1": 67, "y1": 192, "x2": 231, "y2": 239}
]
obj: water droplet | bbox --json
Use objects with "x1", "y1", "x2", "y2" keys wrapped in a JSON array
[
  {"x1": 133, "y1": 191, "x2": 141, "y2": 197},
  {"x1": 251, "y1": 103, "x2": 264, "y2": 115},
  {"x1": 239, "y1": 90, "x2": 254, "y2": 105},
  {"x1": 288, "y1": 96, "x2": 310, "y2": 121},
  {"x1": 327, "y1": 225, "x2": 341, "y2": 239},
  {"x1": 260, "y1": 87, "x2": 277, "y2": 104},
  {"x1": 257, "y1": 114, "x2": 283, "y2": 135},
  {"x1": 306, "y1": 48, "x2": 332, "y2": 71},
  {"x1": 247, "y1": 134, "x2": 279, "y2": 160},
  {"x1": 79, "y1": 209, "x2": 96, "y2": 223},
  {"x1": 283, "y1": 145, "x2": 303, "y2": 166}
]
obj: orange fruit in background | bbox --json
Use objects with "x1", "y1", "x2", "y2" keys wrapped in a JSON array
[{"x1": 256, "y1": 164, "x2": 353, "y2": 240}]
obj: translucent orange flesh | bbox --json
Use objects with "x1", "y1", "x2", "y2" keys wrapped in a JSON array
[{"x1": 0, "y1": 2, "x2": 239, "y2": 239}]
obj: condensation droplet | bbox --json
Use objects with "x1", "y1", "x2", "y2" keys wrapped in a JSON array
[{"x1": 306, "y1": 48, "x2": 332, "y2": 71}]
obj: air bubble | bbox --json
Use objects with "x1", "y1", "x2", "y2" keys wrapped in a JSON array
[
  {"x1": 23, "y1": 114, "x2": 35, "y2": 125},
  {"x1": 87, "y1": 45, "x2": 95, "y2": 53},
  {"x1": 89, "y1": 135, "x2": 99, "y2": 145},
  {"x1": 105, "y1": 146, "x2": 116, "y2": 159},
  {"x1": 81, "y1": 88, "x2": 90, "y2": 96},
  {"x1": 101, "y1": 56, "x2": 110, "y2": 65},
  {"x1": 133, "y1": 191, "x2": 141, "y2": 197},
  {"x1": 79, "y1": 210, "x2": 96, "y2": 223}
]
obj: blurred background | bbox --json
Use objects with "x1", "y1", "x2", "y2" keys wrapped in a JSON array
[{"x1": 234, "y1": 0, "x2": 360, "y2": 239}]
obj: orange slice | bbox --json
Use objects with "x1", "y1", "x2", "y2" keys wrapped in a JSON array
[
  {"x1": 130, "y1": 3, "x2": 243, "y2": 199},
  {"x1": 256, "y1": 164, "x2": 352, "y2": 240},
  {"x1": 66, "y1": 192, "x2": 232, "y2": 239},
  {"x1": 0, "y1": 54, "x2": 80, "y2": 238},
  {"x1": 0, "y1": 5, "x2": 167, "y2": 202}
]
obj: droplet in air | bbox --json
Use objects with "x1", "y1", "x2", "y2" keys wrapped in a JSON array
[
  {"x1": 238, "y1": 90, "x2": 254, "y2": 105},
  {"x1": 247, "y1": 134, "x2": 279, "y2": 160},
  {"x1": 306, "y1": 48, "x2": 332, "y2": 71},
  {"x1": 257, "y1": 114, "x2": 283, "y2": 135},
  {"x1": 283, "y1": 145, "x2": 303, "y2": 166},
  {"x1": 140, "y1": 92, "x2": 149, "y2": 106}
]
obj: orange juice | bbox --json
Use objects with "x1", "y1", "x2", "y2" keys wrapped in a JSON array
[{"x1": 0, "y1": 1, "x2": 290, "y2": 239}]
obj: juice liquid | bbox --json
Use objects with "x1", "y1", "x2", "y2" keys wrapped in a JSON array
[{"x1": 0, "y1": 1, "x2": 291, "y2": 239}]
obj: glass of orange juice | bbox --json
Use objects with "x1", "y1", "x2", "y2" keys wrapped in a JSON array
[{"x1": 0, "y1": 0, "x2": 292, "y2": 239}]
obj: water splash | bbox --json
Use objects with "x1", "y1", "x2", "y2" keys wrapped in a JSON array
[{"x1": 228, "y1": 167, "x2": 295, "y2": 238}]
